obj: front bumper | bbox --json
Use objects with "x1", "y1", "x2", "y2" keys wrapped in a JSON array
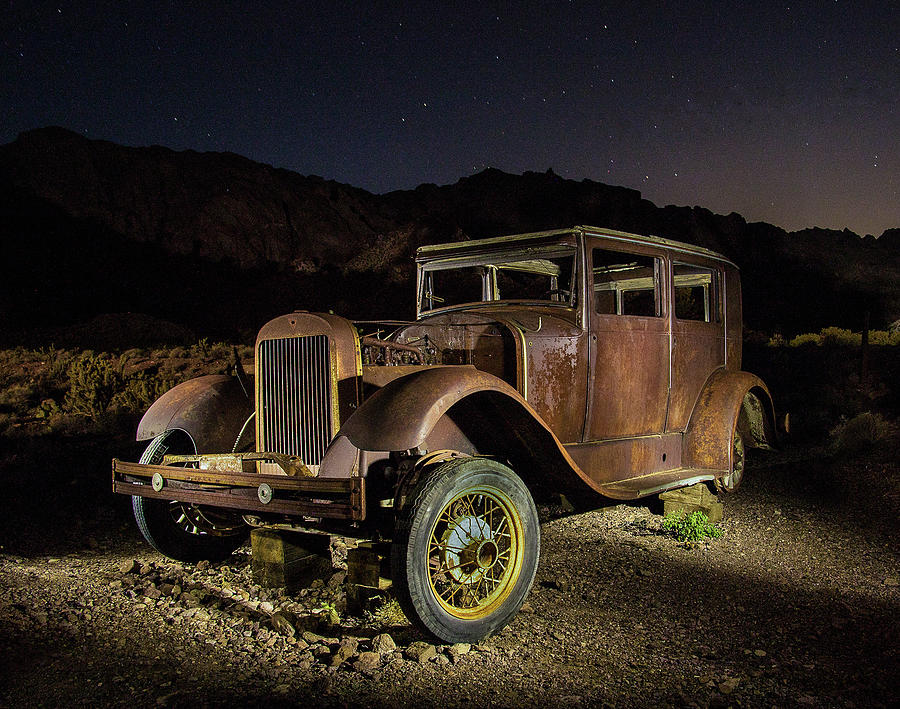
[{"x1": 111, "y1": 457, "x2": 365, "y2": 521}]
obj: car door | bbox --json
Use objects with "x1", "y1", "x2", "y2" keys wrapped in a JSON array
[
  {"x1": 666, "y1": 259, "x2": 726, "y2": 432},
  {"x1": 584, "y1": 239, "x2": 670, "y2": 440}
]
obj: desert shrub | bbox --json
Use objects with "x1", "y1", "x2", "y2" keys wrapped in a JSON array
[
  {"x1": 63, "y1": 352, "x2": 125, "y2": 417},
  {"x1": 369, "y1": 597, "x2": 408, "y2": 627},
  {"x1": 111, "y1": 370, "x2": 177, "y2": 412},
  {"x1": 870, "y1": 330, "x2": 900, "y2": 346},
  {"x1": 768, "y1": 327, "x2": 898, "y2": 348},
  {"x1": 0, "y1": 383, "x2": 37, "y2": 414},
  {"x1": 788, "y1": 332, "x2": 821, "y2": 347},
  {"x1": 829, "y1": 412, "x2": 889, "y2": 455},
  {"x1": 820, "y1": 327, "x2": 861, "y2": 346},
  {"x1": 662, "y1": 510, "x2": 722, "y2": 543},
  {"x1": 34, "y1": 398, "x2": 62, "y2": 420},
  {"x1": 191, "y1": 337, "x2": 211, "y2": 358}
]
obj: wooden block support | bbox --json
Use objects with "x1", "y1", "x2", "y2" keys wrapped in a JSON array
[
  {"x1": 659, "y1": 483, "x2": 723, "y2": 523},
  {"x1": 346, "y1": 542, "x2": 392, "y2": 613},
  {"x1": 251, "y1": 528, "x2": 332, "y2": 590}
]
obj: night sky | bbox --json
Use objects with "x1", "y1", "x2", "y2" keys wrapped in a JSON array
[{"x1": 3, "y1": 1, "x2": 898, "y2": 236}]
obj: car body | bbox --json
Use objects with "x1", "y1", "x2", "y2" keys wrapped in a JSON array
[{"x1": 114, "y1": 225, "x2": 777, "y2": 642}]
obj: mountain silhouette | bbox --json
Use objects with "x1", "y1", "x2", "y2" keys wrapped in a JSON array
[{"x1": 1, "y1": 127, "x2": 896, "y2": 346}]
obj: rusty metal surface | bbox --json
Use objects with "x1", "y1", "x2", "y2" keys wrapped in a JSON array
[
  {"x1": 113, "y1": 480, "x2": 356, "y2": 519},
  {"x1": 136, "y1": 374, "x2": 252, "y2": 450},
  {"x1": 113, "y1": 459, "x2": 347, "y2": 492},
  {"x1": 255, "y1": 312, "x2": 361, "y2": 436},
  {"x1": 682, "y1": 369, "x2": 775, "y2": 471},
  {"x1": 340, "y1": 365, "x2": 519, "y2": 452},
  {"x1": 161, "y1": 452, "x2": 317, "y2": 478},
  {"x1": 566, "y1": 433, "x2": 682, "y2": 485},
  {"x1": 112, "y1": 459, "x2": 364, "y2": 520},
  {"x1": 416, "y1": 226, "x2": 738, "y2": 267},
  {"x1": 119, "y1": 224, "x2": 775, "y2": 523}
]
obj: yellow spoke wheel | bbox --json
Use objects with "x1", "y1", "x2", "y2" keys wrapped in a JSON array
[
  {"x1": 427, "y1": 487, "x2": 524, "y2": 620},
  {"x1": 392, "y1": 457, "x2": 539, "y2": 644}
]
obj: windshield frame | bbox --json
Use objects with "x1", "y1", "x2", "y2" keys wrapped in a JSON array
[{"x1": 416, "y1": 243, "x2": 579, "y2": 318}]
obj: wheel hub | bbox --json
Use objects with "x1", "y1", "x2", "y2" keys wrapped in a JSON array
[{"x1": 443, "y1": 515, "x2": 493, "y2": 582}]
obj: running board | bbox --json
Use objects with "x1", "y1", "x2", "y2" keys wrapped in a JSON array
[{"x1": 598, "y1": 468, "x2": 719, "y2": 500}]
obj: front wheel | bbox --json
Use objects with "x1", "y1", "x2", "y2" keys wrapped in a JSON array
[
  {"x1": 132, "y1": 430, "x2": 249, "y2": 562},
  {"x1": 391, "y1": 457, "x2": 540, "y2": 643}
]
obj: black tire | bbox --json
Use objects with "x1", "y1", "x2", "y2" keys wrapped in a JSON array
[
  {"x1": 132, "y1": 430, "x2": 249, "y2": 563},
  {"x1": 391, "y1": 457, "x2": 540, "y2": 643}
]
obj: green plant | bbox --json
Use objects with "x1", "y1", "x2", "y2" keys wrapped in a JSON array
[
  {"x1": 662, "y1": 510, "x2": 722, "y2": 543},
  {"x1": 63, "y1": 352, "x2": 125, "y2": 417},
  {"x1": 788, "y1": 332, "x2": 821, "y2": 347},
  {"x1": 370, "y1": 597, "x2": 408, "y2": 627},
  {"x1": 828, "y1": 412, "x2": 888, "y2": 455},
  {"x1": 312, "y1": 601, "x2": 340, "y2": 627},
  {"x1": 111, "y1": 370, "x2": 177, "y2": 413}
]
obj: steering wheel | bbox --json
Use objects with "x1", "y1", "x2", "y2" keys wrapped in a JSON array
[{"x1": 541, "y1": 288, "x2": 571, "y2": 301}]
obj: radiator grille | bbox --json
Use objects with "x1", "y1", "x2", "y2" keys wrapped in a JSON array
[{"x1": 258, "y1": 335, "x2": 333, "y2": 465}]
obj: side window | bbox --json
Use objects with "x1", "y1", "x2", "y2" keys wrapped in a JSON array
[
  {"x1": 593, "y1": 248, "x2": 661, "y2": 317},
  {"x1": 674, "y1": 263, "x2": 720, "y2": 322}
]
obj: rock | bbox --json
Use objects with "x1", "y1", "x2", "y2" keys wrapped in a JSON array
[
  {"x1": 156, "y1": 690, "x2": 181, "y2": 706},
  {"x1": 330, "y1": 637, "x2": 360, "y2": 666},
  {"x1": 139, "y1": 564, "x2": 154, "y2": 576},
  {"x1": 312, "y1": 645, "x2": 331, "y2": 659},
  {"x1": 371, "y1": 633, "x2": 397, "y2": 655},
  {"x1": 406, "y1": 641, "x2": 437, "y2": 664},
  {"x1": 448, "y1": 643, "x2": 471, "y2": 657},
  {"x1": 271, "y1": 611, "x2": 297, "y2": 637},
  {"x1": 119, "y1": 559, "x2": 139, "y2": 574},
  {"x1": 718, "y1": 677, "x2": 740, "y2": 694},
  {"x1": 353, "y1": 651, "x2": 382, "y2": 673},
  {"x1": 327, "y1": 571, "x2": 346, "y2": 588}
]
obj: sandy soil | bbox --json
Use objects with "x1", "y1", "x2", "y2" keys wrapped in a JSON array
[{"x1": 1, "y1": 441, "x2": 898, "y2": 708}]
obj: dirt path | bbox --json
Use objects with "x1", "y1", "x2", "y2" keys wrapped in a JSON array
[{"x1": 1, "y1": 444, "x2": 898, "y2": 708}]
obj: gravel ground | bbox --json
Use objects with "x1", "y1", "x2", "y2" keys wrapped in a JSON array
[{"x1": 1, "y1": 443, "x2": 898, "y2": 708}]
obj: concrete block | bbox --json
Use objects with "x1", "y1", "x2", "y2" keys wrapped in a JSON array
[
  {"x1": 659, "y1": 483, "x2": 723, "y2": 523},
  {"x1": 251, "y1": 528, "x2": 332, "y2": 589},
  {"x1": 346, "y1": 542, "x2": 392, "y2": 613}
]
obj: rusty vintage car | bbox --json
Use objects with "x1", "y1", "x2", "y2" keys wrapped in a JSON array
[{"x1": 113, "y1": 225, "x2": 777, "y2": 643}]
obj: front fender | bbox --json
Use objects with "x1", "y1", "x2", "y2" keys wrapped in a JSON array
[
  {"x1": 683, "y1": 368, "x2": 776, "y2": 472},
  {"x1": 340, "y1": 366, "x2": 525, "y2": 452},
  {"x1": 137, "y1": 374, "x2": 253, "y2": 452},
  {"x1": 339, "y1": 365, "x2": 604, "y2": 499}
]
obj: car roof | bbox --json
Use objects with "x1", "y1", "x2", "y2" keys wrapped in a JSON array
[{"x1": 416, "y1": 225, "x2": 737, "y2": 267}]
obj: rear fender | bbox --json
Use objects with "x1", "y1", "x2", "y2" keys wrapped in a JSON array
[
  {"x1": 137, "y1": 374, "x2": 254, "y2": 453},
  {"x1": 683, "y1": 369, "x2": 776, "y2": 472}
]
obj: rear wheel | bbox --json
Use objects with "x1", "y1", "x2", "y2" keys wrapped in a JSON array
[
  {"x1": 391, "y1": 457, "x2": 540, "y2": 643},
  {"x1": 716, "y1": 429, "x2": 745, "y2": 492},
  {"x1": 132, "y1": 430, "x2": 248, "y2": 562}
]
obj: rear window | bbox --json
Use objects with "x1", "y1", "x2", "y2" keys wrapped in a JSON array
[
  {"x1": 592, "y1": 248, "x2": 662, "y2": 317},
  {"x1": 674, "y1": 263, "x2": 720, "y2": 322}
]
